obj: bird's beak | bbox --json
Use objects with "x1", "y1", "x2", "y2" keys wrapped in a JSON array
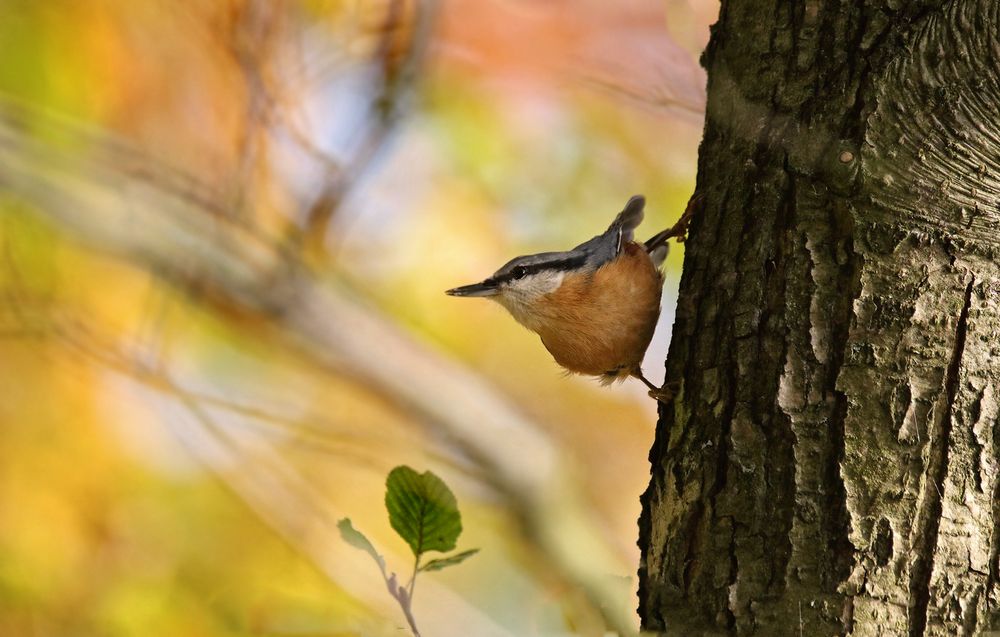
[{"x1": 445, "y1": 281, "x2": 498, "y2": 297}]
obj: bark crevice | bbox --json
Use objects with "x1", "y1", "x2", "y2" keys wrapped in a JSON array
[
  {"x1": 906, "y1": 277, "x2": 973, "y2": 637},
  {"x1": 989, "y1": 436, "x2": 1000, "y2": 605}
]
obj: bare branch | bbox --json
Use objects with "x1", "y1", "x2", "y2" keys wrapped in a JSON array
[
  {"x1": 0, "y1": 97, "x2": 638, "y2": 635},
  {"x1": 296, "y1": 0, "x2": 441, "y2": 259}
]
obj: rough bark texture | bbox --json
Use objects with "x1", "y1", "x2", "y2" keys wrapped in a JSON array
[{"x1": 638, "y1": 1, "x2": 1000, "y2": 635}]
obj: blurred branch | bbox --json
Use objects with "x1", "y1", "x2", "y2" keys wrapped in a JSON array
[
  {"x1": 0, "y1": 299, "x2": 512, "y2": 634},
  {"x1": 0, "y1": 98, "x2": 637, "y2": 635},
  {"x1": 582, "y1": 71, "x2": 705, "y2": 119},
  {"x1": 295, "y1": 0, "x2": 441, "y2": 260},
  {"x1": 227, "y1": 0, "x2": 287, "y2": 219}
]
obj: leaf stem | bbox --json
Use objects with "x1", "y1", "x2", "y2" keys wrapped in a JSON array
[{"x1": 407, "y1": 553, "x2": 420, "y2": 599}]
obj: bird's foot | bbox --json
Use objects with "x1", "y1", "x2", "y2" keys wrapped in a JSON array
[
  {"x1": 633, "y1": 372, "x2": 680, "y2": 404},
  {"x1": 648, "y1": 380, "x2": 680, "y2": 404},
  {"x1": 672, "y1": 193, "x2": 703, "y2": 243}
]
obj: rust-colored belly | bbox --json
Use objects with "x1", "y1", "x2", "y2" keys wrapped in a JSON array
[{"x1": 534, "y1": 243, "x2": 663, "y2": 379}]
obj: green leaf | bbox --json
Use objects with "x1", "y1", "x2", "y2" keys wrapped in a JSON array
[
  {"x1": 337, "y1": 518, "x2": 386, "y2": 575},
  {"x1": 418, "y1": 548, "x2": 479, "y2": 572},
  {"x1": 385, "y1": 466, "x2": 462, "y2": 558}
]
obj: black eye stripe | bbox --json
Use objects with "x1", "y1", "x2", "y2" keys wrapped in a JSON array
[{"x1": 495, "y1": 255, "x2": 588, "y2": 283}]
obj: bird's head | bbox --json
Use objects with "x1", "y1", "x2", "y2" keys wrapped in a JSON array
[
  {"x1": 446, "y1": 195, "x2": 646, "y2": 328},
  {"x1": 445, "y1": 251, "x2": 586, "y2": 327}
]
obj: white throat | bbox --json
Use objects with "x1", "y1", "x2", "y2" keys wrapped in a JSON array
[{"x1": 494, "y1": 270, "x2": 565, "y2": 330}]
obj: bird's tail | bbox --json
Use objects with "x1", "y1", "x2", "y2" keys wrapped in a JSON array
[
  {"x1": 644, "y1": 232, "x2": 672, "y2": 269},
  {"x1": 608, "y1": 195, "x2": 645, "y2": 244}
]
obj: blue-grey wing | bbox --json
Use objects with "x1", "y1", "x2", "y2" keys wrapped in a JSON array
[{"x1": 571, "y1": 195, "x2": 645, "y2": 270}]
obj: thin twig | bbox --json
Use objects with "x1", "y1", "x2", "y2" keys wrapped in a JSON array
[
  {"x1": 296, "y1": 0, "x2": 440, "y2": 259},
  {"x1": 0, "y1": 94, "x2": 638, "y2": 637}
]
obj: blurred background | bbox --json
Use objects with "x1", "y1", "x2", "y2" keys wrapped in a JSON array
[{"x1": 0, "y1": 1, "x2": 716, "y2": 635}]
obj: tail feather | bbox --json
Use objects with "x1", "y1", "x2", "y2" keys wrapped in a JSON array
[
  {"x1": 646, "y1": 242, "x2": 670, "y2": 269},
  {"x1": 572, "y1": 195, "x2": 648, "y2": 269},
  {"x1": 610, "y1": 195, "x2": 645, "y2": 244}
]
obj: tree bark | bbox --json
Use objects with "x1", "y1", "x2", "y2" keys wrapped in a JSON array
[{"x1": 638, "y1": 1, "x2": 1000, "y2": 635}]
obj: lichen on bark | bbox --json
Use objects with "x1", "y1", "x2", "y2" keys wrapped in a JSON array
[{"x1": 639, "y1": 1, "x2": 1000, "y2": 635}]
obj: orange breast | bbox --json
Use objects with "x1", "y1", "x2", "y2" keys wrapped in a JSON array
[{"x1": 532, "y1": 242, "x2": 663, "y2": 379}]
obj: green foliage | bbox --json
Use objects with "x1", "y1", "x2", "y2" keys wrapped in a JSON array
[
  {"x1": 419, "y1": 548, "x2": 479, "y2": 572},
  {"x1": 385, "y1": 465, "x2": 462, "y2": 557},
  {"x1": 338, "y1": 465, "x2": 477, "y2": 637}
]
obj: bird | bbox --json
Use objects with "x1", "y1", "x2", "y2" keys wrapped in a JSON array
[{"x1": 445, "y1": 195, "x2": 694, "y2": 401}]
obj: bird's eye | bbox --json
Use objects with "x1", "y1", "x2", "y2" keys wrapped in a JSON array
[{"x1": 511, "y1": 266, "x2": 528, "y2": 279}]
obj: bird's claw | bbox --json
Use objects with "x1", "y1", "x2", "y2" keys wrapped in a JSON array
[{"x1": 648, "y1": 381, "x2": 680, "y2": 404}]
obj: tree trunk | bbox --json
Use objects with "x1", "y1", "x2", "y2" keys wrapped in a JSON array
[{"x1": 638, "y1": 1, "x2": 1000, "y2": 635}]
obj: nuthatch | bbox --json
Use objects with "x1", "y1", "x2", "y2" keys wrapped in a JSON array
[{"x1": 446, "y1": 195, "x2": 693, "y2": 400}]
